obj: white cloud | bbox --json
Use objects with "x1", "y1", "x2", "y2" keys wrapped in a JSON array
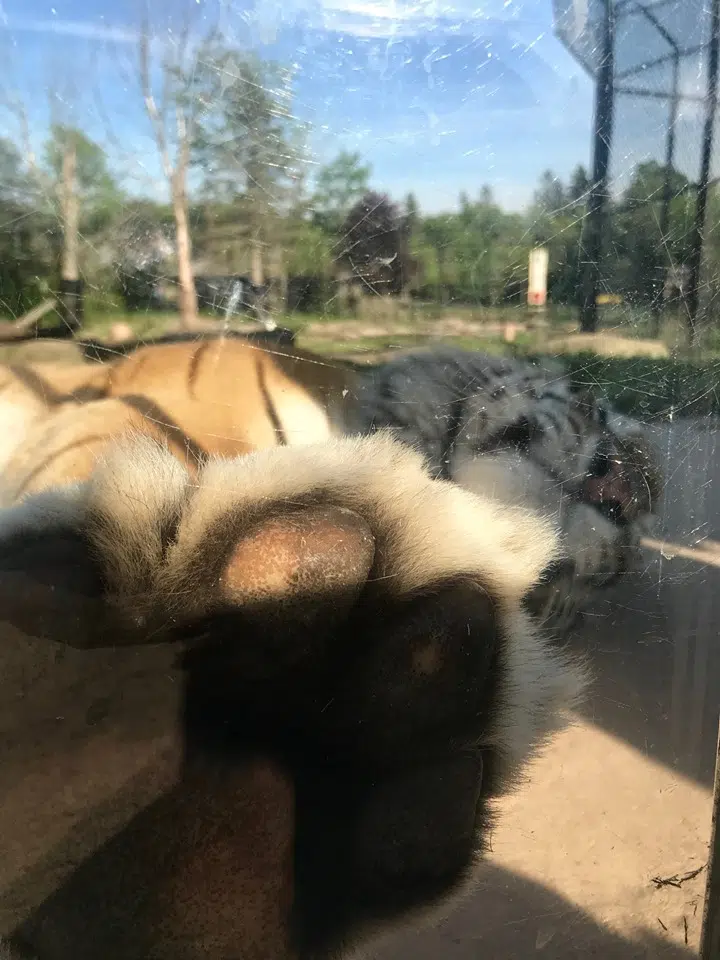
[
  {"x1": 4, "y1": 17, "x2": 137, "y2": 44},
  {"x1": 245, "y1": 0, "x2": 553, "y2": 41},
  {"x1": 317, "y1": 0, "x2": 516, "y2": 19}
]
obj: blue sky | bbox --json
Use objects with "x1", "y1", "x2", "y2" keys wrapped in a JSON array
[{"x1": 0, "y1": 0, "x2": 708, "y2": 213}]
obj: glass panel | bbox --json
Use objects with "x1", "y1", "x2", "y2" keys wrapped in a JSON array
[{"x1": 0, "y1": 0, "x2": 717, "y2": 958}]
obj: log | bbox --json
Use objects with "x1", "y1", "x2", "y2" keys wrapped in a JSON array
[{"x1": 0, "y1": 299, "x2": 58, "y2": 341}]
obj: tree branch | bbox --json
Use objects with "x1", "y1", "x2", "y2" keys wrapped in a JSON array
[{"x1": 139, "y1": 24, "x2": 174, "y2": 181}]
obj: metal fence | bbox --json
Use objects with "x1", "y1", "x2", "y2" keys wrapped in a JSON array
[{"x1": 554, "y1": 0, "x2": 720, "y2": 340}]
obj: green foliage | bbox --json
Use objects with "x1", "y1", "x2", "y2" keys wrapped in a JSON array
[
  {"x1": 44, "y1": 125, "x2": 123, "y2": 233},
  {"x1": 533, "y1": 169, "x2": 567, "y2": 214},
  {"x1": 416, "y1": 194, "x2": 525, "y2": 305},
  {"x1": 191, "y1": 48, "x2": 304, "y2": 212},
  {"x1": 405, "y1": 192, "x2": 419, "y2": 229},
  {"x1": 0, "y1": 137, "x2": 52, "y2": 317},
  {"x1": 187, "y1": 44, "x2": 307, "y2": 277},
  {"x1": 0, "y1": 138, "x2": 35, "y2": 208},
  {"x1": 2, "y1": 45, "x2": 717, "y2": 336},
  {"x1": 567, "y1": 164, "x2": 590, "y2": 204},
  {"x1": 312, "y1": 151, "x2": 372, "y2": 233},
  {"x1": 40, "y1": 125, "x2": 125, "y2": 288},
  {"x1": 337, "y1": 191, "x2": 412, "y2": 293},
  {"x1": 284, "y1": 219, "x2": 335, "y2": 276},
  {"x1": 45, "y1": 125, "x2": 115, "y2": 193},
  {"x1": 557, "y1": 352, "x2": 720, "y2": 419},
  {"x1": 609, "y1": 160, "x2": 694, "y2": 304}
]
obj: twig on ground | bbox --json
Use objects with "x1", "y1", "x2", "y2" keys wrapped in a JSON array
[{"x1": 651, "y1": 864, "x2": 706, "y2": 889}]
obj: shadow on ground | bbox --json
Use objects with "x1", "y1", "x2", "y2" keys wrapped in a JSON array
[
  {"x1": 5, "y1": 793, "x2": 697, "y2": 960},
  {"x1": 372, "y1": 863, "x2": 694, "y2": 959}
]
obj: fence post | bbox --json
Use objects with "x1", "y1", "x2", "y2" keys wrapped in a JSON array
[
  {"x1": 685, "y1": 0, "x2": 720, "y2": 346},
  {"x1": 579, "y1": 0, "x2": 615, "y2": 333},
  {"x1": 701, "y1": 718, "x2": 720, "y2": 958}
]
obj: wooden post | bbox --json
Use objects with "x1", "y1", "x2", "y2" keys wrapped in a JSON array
[{"x1": 701, "y1": 718, "x2": 720, "y2": 959}]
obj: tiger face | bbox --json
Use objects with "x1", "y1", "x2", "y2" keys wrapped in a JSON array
[
  {"x1": 447, "y1": 376, "x2": 661, "y2": 636},
  {"x1": 452, "y1": 378, "x2": 659, "y2": 527}
]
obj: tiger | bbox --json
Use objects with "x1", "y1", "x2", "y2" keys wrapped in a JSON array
[
  {"x1": 0, "y1": 431, "x2": 585, "y2": 960},
  {"x1": 343, "y1": 346, "x2": 662, "y2": 632},
  {"x1": 0, "y1": 335, "x2": 662, "y2": 635}
]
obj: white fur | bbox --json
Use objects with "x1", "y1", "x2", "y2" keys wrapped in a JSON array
[
  {"x1": 272, "y1": 387, "x2": 335, "y2": 446},
  {"x1": 15, "y1": 432, "x2": 582, "y2": 784},
  {"x1": 452, "y1": 448, "x2": 566, "y2": 519}
]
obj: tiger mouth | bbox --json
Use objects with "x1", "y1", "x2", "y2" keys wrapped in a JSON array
[{"x1": 582, "y1": 455, "x2": 636, "y2": 526}]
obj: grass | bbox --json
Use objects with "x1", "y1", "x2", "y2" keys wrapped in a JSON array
[
  {"x1": 16, "y1": 303, "x2": 720, "y2": 421},
  {"x1": 299, "y1": 333, "x2": 531, "y2": 360},
  {"x1": 79, "y1": 310, "x2": 176, "y2": 340},
  {"x1": 558, "y1": 352, "x2": 720, "y2": 419},
  {"x1": 78, "y1": 302, "x2": 575, "y2": 339}
]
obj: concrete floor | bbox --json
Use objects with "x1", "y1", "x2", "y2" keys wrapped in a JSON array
[{"x1": 1, "y1": 417, "x2": 718, "y2": 958}]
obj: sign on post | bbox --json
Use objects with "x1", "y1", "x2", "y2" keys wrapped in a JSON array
[{"x1": 528, "y1": 247, "x2": 549, "y2": 308}]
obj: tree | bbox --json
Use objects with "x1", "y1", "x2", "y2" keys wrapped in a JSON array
[
  {"x1": 43, "y1": 125, "x2": 122, "y2": 306},
  {"x1": 402, "y1": 193, "x2": 421, "y2": 296},
  {"x1": 405, "y1": 192, "x2": 419, "y2": 231},
  {"x1": 526, "y1": 168, "x2": 585, "y2": 305},
  {"x1": 44, "y1": 126, "x2": 118, "y2": 205},
  {"x1": 568, "y1": 164, "x2": 590, "y2": 204},
  {"x1": 534, "y1": 170, "x2": 566, "y2": 213},
  {"x1": 0, "y1": 138, "x2": 34, "y2": 208},
  {"x1": 621, "y1": 159, "x2": 690, "y2": 208},
  {"x1": 419, "y1": 193, "x2": 520, "y2": 307},
  {"x1": 479, "y1": 185, "x2": 494, "y2": 206},
  {"x1": 138, "y1": 21, "x2": 202, "y2": 326},
  {"x1": 191, "y1": 47, "x2": 305, "y2": 287},
  {"x1": 2, "y1": 41, "x2": 127, "y2": 326},
  {"x1": 421, "y1": 214, "x2": 456, "y2": 302},
  {"x1": 337, "y1": 191, "x2": 412, "y2": 294},
  {"x1": 284, "y1": 220, "x2": 334, "y2": 277},
  {"x1": 611, "y1": 161, "x2": 694, "y2": 308},
  {"x1": 0, "y1": 138, "x2": 47, "y2": 317},
  {"x1": 312, "y1": 151, "x2": 372, "y2": 234}
]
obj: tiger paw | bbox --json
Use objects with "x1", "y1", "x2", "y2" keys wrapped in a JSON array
[{"x1": 0, "y1": 433, "x2": 585, "y2": 959}]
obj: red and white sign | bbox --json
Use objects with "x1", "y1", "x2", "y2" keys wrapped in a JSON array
[{"x1": 527, "y1": 247, "x2": 549, "y2": 307}]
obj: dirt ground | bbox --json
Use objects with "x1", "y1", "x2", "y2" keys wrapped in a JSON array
[
  {"x1": 545, "y1": 331, "x2": 671, "y2": 358},
  {"x1": 0, "y1": 417, "x2": 717, "y2": 957},
  {"x1": 376, "y1": 417, "x2": 719, "y2": 958}
]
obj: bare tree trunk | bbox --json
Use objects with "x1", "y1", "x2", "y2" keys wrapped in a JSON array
[
  {"x1": 436, "y1": 251, "x2": 448, "y2": 305},
  {"x1": 172, "y1": 176, "x2": 198, "y2": 328},
  {"x1": 250, "y1": 236, "x2": 264, "y2": 286},
  {"x1": 139, "y1": 28, "x2": 199, "y2": 330},
  {"x1": 60, "y1": 139, "x2": 79, "y2": 282},
  {"x1": 59, "y1": 137, "x2": 83, "y2": 332}
]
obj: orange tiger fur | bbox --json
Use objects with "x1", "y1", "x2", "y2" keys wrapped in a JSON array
[{"x1": 0, "y1": 338, "x2": 356, "y2": 502}]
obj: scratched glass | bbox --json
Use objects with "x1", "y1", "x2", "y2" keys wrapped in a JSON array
[{"x1": 0, "y1": 0, "x2": 717, "y2": 957}]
